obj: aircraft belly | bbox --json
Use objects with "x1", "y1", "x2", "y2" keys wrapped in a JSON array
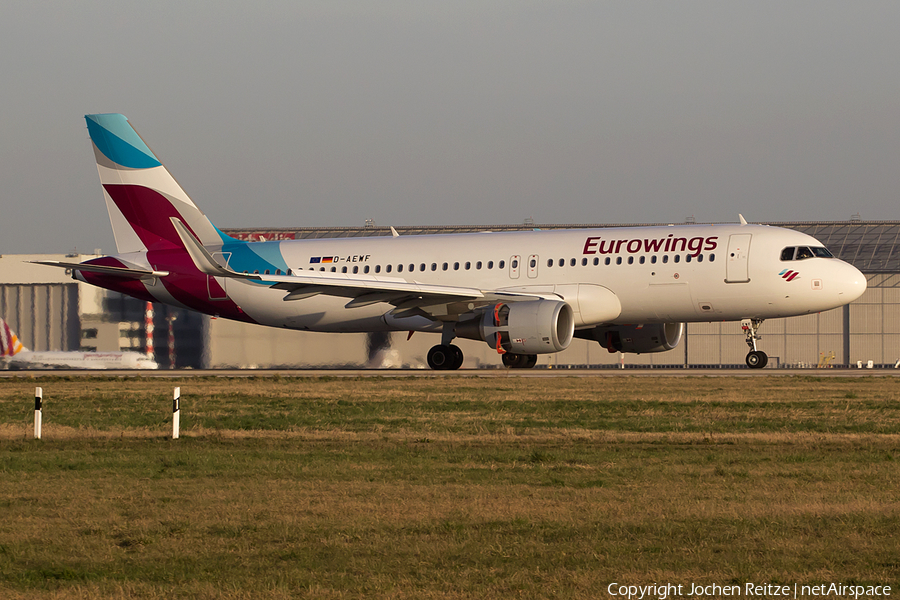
[{"x1": 227, "y1": 286, "x2": 393, "y2": 332}]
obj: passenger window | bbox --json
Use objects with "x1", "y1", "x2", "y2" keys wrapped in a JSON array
[
  {"x1": 651, "y1": 255, "x2": 657, "y2": 264},
  {"x1": 375, "y1": 265, "x2": 381, "y2": 273},
  {"x1": 709, "y1": 254, "x2": 715, "y2": 262},
  {"x1": 331, "y1": 267, "x2": 336, "y2": 272},
  {"x1": 639, "y1": 256, "x2": 645, "y2": 264},
  {"x1": 476, "y1": 261, "x2": 482, "y2": 270},
  {"x1": 353, "y1": 266, "x2": 359, "y2": 274},
  {"x1": 605, "y1": 257, "x2": 611, "y2": 265},
  {"x1": 431, "y1": 263, "x2": 437, "y2": 271},
  {"x1": 547, "y1": 258, "x2": 554, "y2": 267},
  {"x1": 558, "y1": 258, "x2": 564, "y2": 267},
  {"x1": 582, "y1": 258, "x2": 588, "y2": 266},
  {"x1": 409, "y1": 264, "x2": 414, "y2": 272},
  {"x1": 454, "y1": 262, "x2": 460, "y2": 270},
  {"x1": 465, "y1": 262, "x2": 471, "y2": 270},
  {"x1": 276, "y1": 269, "x2": 282, "y2": 275},
  {"x1": 570, "y1": 258, "x2": 576, "y2": 267},
  {"x1": 420, "y1": 263, "x2": 426, "y2": 271},
  {"x1": 781, "y1": 247, "x2": 795, "y2": 261},
  {"x1": 510, "y1": 260, "x2": 517, "y2": 269},
  {"x1": 488, "y1": 261, "x2": 493, "y2": 269},
  {"x1": 627, "y1": 256, "x2": 634, "y2": 264},
  {"x1": 593, "y1": 257, "x2": 599, "y2": 266},
  {"x1": 386, "y1": 265, "x2": 392, "y2": 273},
  {"x1": 398, "y1": 264, "x2": 403, "y2": 273},
  {"x1": 616, "y1": 257, "x2": 622, "y2": 265},
  {"x1": 500, "y1": 260, "x2": 507, "y2": 269},
  {"x1": 442, "y1": 263, "x2": 448, "y2": 271},
  {"x1": 686, "y1": 255, "x2": 692, "y2": 263},
  {"x1": 662, "y1": 255, "x2": 668, "y2": 264},
  {"x1": 530, "y1": 258, "x2": 536, "y2": 268},
  {"x1": 674, "y1": 255, "x2": 680, "y2": 264},
  {"x1": 342, "y1": 266, "x2": 348, "y2": 273},
  {"x1": 697, "y1": 254, "x2": 703, "y2": 263},
  {"x1": 364, "y1": 265, "x2": 370, "y2": 274}
]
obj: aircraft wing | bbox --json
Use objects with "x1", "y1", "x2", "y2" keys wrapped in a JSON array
[
  {"x1": 171, "y1": 218, "x2": 549, "y2": 319},
  {"x1": 32, "y1": 260, "x2": 169, "y2": 280}
]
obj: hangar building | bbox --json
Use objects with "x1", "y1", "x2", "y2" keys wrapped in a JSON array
[{"x1": 2, "y1": 220, "x2": 898, "y2": 369}]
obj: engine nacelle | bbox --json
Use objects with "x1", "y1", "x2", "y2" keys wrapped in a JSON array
[
  {"x1": 456, "y1": 300, "x2": 575, "y2": 354},
  {"x1": 580, "y1": 323, "x2": 684, "y2": 354}
]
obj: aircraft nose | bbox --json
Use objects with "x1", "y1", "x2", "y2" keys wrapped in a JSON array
[{"x1": 838, "y1": 262, "x2": 867, "y2": 303}]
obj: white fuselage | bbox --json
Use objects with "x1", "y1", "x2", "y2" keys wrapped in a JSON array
[
  {"x1": 199, "y1": 223, "x2": 866, "y2": 333},
  {"x1": 3, "y1": 351, "x2": 159, "y2": 370}
]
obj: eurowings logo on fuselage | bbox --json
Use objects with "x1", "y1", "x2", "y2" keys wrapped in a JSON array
[
  {"x1": 779, "y1": 269, "x2": 800, "y2": 281},
  {"x1": 582, "y1": 235, "x2": 718, "y2": 257}
]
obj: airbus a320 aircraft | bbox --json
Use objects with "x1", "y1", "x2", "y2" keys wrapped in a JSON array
[
  {"x1": 0, "y1": 319, "x2": 158, "y2": 370},
  {"x1": 37, "y1": 114, "x2": 867, "y2": 369}
]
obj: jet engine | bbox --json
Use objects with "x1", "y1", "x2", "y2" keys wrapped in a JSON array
[
  {"x1": 578, "y1": 323, "x2": 684, "y2": 354},
  {"x1": 456, "y1": 300, "x2": 574, "y2": 354}
]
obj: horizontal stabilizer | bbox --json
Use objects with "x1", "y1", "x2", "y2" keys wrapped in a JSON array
[{"x1": 32, "y1": 260, "x2": 169, "y2": 280}]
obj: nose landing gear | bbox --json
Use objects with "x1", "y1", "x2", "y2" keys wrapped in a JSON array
[{"x1": 742, "y1": 318, "x2": 768, "y2": 369}]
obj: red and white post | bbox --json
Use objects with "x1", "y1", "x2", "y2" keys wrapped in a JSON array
[
  {"x1": 145, "y1": 301, "x2": 155, "y2": 359},
  {"x1": 34, "y1": 387, "x2": 42, "y2": 440}
]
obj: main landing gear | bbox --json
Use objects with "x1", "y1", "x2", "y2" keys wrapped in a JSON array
[
  {"x1": 427, "y1": 344, "x2": 464, "y2": 370},
  {"x1": 502, "y1": 353, "x2": 538, "y2": 369},
  {"x1": 426, "y1": 325, "x2": 539, "y2": 370},
  {"x1": 742, "y1": 318, "x2": 768, "y2": 369}
]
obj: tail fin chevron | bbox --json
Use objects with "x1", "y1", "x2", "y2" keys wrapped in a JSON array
[
  {"x1": 85, "y1": 114, "x2": 229, "y2": 253},
  {"x1": 0, "y1": 319, "x2": 27, "y2": 357}
]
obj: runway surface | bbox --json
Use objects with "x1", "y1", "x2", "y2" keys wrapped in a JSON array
[{"x1": 2, "y1": 368, "x2": 899, "y2": 378}]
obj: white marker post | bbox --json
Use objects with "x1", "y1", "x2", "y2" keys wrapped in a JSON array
[
  {"x1": 34, "y1": 387, "x2": 42, "y2": 440},
  {"x1": 172, "y1": 387, "x2": 180, "y2": 439}
]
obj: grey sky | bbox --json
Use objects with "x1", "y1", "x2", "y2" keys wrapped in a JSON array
[{"x1": 2, "y1": 1, "x2": 899, "y2": 254}]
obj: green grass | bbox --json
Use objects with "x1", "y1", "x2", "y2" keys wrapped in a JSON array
[{"x1": 0, "y1": 375, "x2": 899, "y2": 598}]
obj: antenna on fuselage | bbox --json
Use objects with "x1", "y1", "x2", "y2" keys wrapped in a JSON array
[{"x1": 738, "y1": 214, "x2": 748, "y2": 225}]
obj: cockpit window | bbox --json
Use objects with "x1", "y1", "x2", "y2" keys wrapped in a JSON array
[{"x1": 781, "y1": 246, "x2": 834, "y2": 261}]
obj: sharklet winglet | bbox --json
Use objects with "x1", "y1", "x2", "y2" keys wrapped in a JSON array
[{"x1": 171, "y1": 218, "x2": 260, "y2": 280}]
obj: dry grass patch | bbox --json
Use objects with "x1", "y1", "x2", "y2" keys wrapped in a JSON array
[{"x1": 1, "y1": 375, "x2": 899, "y2": 598}]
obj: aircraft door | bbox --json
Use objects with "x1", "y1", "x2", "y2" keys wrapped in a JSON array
[
  {"x1": 208, "y1": 252, "x2": 232, "y2": 299},
  {"x1": 509, "y1": 255, "x2": 521, "y2": 279},
  {"x1": 725, "y1": 234, "x2": 751, "y2": 283},
  {"x1": 527, "y1": 254, "x2": 539, "y2": 279}
]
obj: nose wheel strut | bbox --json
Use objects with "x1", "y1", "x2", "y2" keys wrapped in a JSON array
[{"x1": 742, "y1": 318, "x2": 768, "y2": 369}]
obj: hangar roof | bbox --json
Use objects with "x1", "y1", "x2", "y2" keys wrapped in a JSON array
[{"x1": 221, "y1": 220, "x2": 900, "y2": 273}]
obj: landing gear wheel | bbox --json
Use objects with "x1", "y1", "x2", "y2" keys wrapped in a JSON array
[
  {"x1": 746, "y1": 350, "x2": 768, "y2": 369},
  {"x1": 428, "y1": 344, "x2": 464, "y2": 370},
  {"x1": 502, "y1": 353, "x2": 539, "y2": 369},
  {"x1": 448, "y1": 344, "x2": 464, "y2": 370}
]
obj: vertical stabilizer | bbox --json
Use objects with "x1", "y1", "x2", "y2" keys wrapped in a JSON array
[
  {"x1": 0, "y1": 319, "x2": 27, "y2": 356},
  {"x1": 85, "y1": 114, "x2": 231, "y2": 253}
]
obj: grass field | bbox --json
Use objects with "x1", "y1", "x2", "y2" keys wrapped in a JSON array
[{"x1": 1, "y1": 375, "x2": 898, "y2": 599}]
